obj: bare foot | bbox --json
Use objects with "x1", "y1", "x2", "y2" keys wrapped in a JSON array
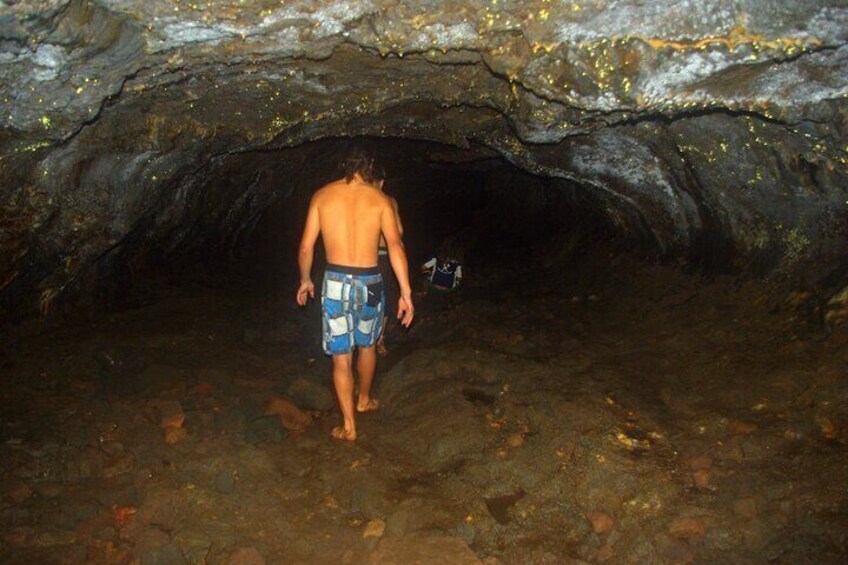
[
  {"x1": 356, "y1": 398, "x2": 380, "y2": 413},
  {"x1": 331, "y1": 426, "x2": 356, "y2": 441}
]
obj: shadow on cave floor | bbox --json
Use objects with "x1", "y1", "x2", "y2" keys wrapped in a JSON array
[{"x1": 1, "y1": 251, "x2": 847, "y2": 564}]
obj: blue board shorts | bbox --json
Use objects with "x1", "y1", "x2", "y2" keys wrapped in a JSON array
[{"x1": 321, "y1": 264, "x2": 384, "y2": 355}]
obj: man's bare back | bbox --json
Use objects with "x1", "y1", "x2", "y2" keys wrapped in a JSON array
[{"x1": 313, "y1": 177, "x2": 388, "y2": 268}]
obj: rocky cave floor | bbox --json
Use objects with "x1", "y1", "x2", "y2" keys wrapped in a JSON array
[{"x1": 1, "y1": 252, "x2": 847, "y2": 564}]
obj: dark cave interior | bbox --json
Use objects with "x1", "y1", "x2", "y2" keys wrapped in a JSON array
[{"x1": 2, "y1": 1, "x2": 848, "y2": 563}]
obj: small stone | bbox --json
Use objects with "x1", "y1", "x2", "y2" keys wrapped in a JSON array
[
  {"x1": 140, "y1": 543, "x2": 186, "y2": 565},
  {"x1": 163, "y1": 425, "x2": 188, "y2": 445},
  {"x1": 692, "y1": 469, "x2": 710, "y2": 487},
  {"x1": 495, "y1": 447, "x2": 509, "y2": 459},
  {"x1": 363, "y1": 519, "x2": 386, "y2": 538},
  {"x1": 5, "y1": 479, "x2": 33, "y2": 504},
  {"x1": 155, "y1": 400, "x2": 186, "y2": 429},
  {"x1": 729, "y1": 420, "x2": 757, "y2": 435},
  {"x1": 192, "y1": 382, "x2": 217, "y2": 396},
  {"x1": 505, "y1": 433, "x2": 524, "y2": 448},
  {"x1": 227, "y1": 547, "x2": 265, "y2": 565},
  {"x1": 214, "y1": 469, "x2": 237, "y2": 494},
  {"x1": 683, "y1": 454, "x2": 713, "y2": 471},
  {"x1": 654, "y1": 533, "x2": 693, "y2": 563},
  {"x1": 587, "y1": 511, "x2": 615, "y2": 535},
  {"x1": 733, "y1": 497, "x2": 759, "y2": 519},
  {"x1": 594, "y1": 544, "x2": 616, "y2": 562},
  {"x1": 669, "y1": 517, "x2": 707, "y2": 539},
  {"x1": 103, "y1": 453, "x2": 135, "y2": 478}
]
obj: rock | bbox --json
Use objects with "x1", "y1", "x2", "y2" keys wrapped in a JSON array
[
  {"x1": 4, "y1": 478, "x2": 33, "y2": 504},
  {"x1": 692, "y1": 469, "x2": 711, "y2": 488},
  {"x1": 363, "y1": 519, "x2": 387, "y2": 539},
  {"x1": 164, "y1": 425, "x2": 189, "y2": 445},
  {"x1": 733, "y1": 497, "x2": 759, "y2": 519},
  {"x1": 227, "y1": 547, "x2": 266, "y2": 565},
  {"x1": 140, "y1": 543, "x2": 187, "y2": 565},
  {"x1": 287, "y1": 377, "x2": 335, "y2": 411},
  {"x1": 369, "y1": 535, "x2": 482, "y2": 564},
  {"x1": 654, "y1": 533, "x2": 694, "y2": 563},
  {"x1": 386, "y1": 507, "x2": 411, "y2": 538},
  {"x1": 103, "y1": 453, "x2": 135, "y2": 478},
  {"x1": 134, "y1": 489, "x2": 189, "y2": 531},
  {"x1": 154, "y1": 400, "x2": 186, "y2": 429},
  {"x1": 683, "y1": 454, "x2": 713, "y2": 471},
  {"x1": 215, "y1": 469, "x2": 237, "y2": 494},
  {"x1": 243, "y1": 415, "x2": 284, "y2": 444},
  {"x1": 729, "y1": 420, "x2": 758, "y2": 435},
  {"x1": 77, "y1": 446, "x2": 106, "y2": 478},
  {"x1": 191, "y1": 381, "x2": 217, "y2": 396},
  {"x1": 587, "y1": 511, "x2": 615, "y2": 535},
  {"x1": 505, "y1": 433, "x2": 525, "y2": 448},
  {"x1": 265, "y1": 394, "x2": 311, "y2": 431},
  {"x1": 669, "y1": 517, "x2": 707, "y2": 539}
]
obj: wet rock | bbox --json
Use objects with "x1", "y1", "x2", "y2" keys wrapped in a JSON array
[
  {"x1": 733, "y1": 497, "x2": 760, "y2": 519},
  {"x1": 4, "y1": 478, "x2": 33, "y2": 504},
  {"x1": 654, "y1": 533, "x2": 694, "y2": 563},
  {"x1": 691, "y1": 468, "x2": 711, "y2": 488},
  {"x1": 587, "y1": 511, "x2": 615, "y2": 535},
  {"x1": 287, "y1": 377, "x2": 335, "y2": 411},
  {"x1": 264, "y1": 394, "x2": 311, "y2": 431},
  {"x1": 214, "y1": 469, "x2": 238, "y2": 494},
  {"x1": 173, "y1": 530, "x2": 214, "y2": 563},
  {"x1": 104, "y1": 452, "x2": 136, "y2": 478},
  {"x1": 683, "y1": 454, "x2": 713, "y2": 471},
  {"x1": 385, "y1": 506, "x2": 411, "y2": 538},
  {"x1": 243, "y1": 415, "x2": 284, "y2": 445},
  {"x1": 740, "y1": 519, "x2": 771, "y2": 551},
  {"x1": 505, "y1": 432, "x2": 525, "y2": 448},
  {"x1": 77, "y1": 446, "x2": 106, "y2": 478},
  {"x1": 153, "y1": 400, "x2": 186, "y2": 429},
  {"x1": 163, "y1": 425, "x2": 189, "y2": 445},
  {"x1": 669, "y1": 517, "x2": 707, "y2": 539},
  {"x1": 369, "y1": 535, "x2": 482, "y2": 564},
  {"x1": 363, "y1": 519, "x2": 387, "y2": 539},
  {"x1": 729, "y1": 420, "x2": 758, "y2": 435},
  {"x1": 141, "y1": 543, "x2": 188, "y2": 565},
  {"x1": 227, "y1": 546, "x2": 266, "y2": 565},
  {"x1": 134, "y1": 489, "x2": 189, "y2": 532}
]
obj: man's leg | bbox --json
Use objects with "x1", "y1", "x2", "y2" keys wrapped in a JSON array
[
  {"x1": 356, "y1": 345, "x2": 380, "y2": 412},
  {"x1": 331, "y1": 352, "x2": 357, "y2": 440}
]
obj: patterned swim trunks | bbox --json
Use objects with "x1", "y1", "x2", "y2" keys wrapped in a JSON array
[{"x1": 321, "y1": 264, "x2": 384, "y2": 355}]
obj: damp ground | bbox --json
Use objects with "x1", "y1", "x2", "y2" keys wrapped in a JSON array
[{"x1": 2, "y1": 252, "x2": 847, "y2": 564}]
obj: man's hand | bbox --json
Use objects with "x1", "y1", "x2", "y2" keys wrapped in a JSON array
[
  {"x1": 297, "y1": 280, "x2": 315, "y2": 306},
  {"x1": 397, "y1": 295, "x2": 414, "y2": 327}
]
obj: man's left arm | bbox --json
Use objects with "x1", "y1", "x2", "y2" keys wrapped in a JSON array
[{"x1": 296, "y1": 197, "x2": 320, "y2": 305}]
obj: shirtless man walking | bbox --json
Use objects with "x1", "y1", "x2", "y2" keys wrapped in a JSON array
[{"x1": 296, "y1": 148, "x2": 414, "y2": 441}]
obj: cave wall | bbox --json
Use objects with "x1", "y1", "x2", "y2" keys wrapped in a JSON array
[{"x1": 2, "y1": 0, "x2": 848, "y2": 319}]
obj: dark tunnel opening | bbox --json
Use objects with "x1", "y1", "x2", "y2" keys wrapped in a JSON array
[{"x1": 88, "y1": 135, "x2": 673, "y2": 316}]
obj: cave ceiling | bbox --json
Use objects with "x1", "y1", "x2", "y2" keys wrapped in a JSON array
[{"x1": 2, "y1": 0, "x2": 848, "y2": 317}]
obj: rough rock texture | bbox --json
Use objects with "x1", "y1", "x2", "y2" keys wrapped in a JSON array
[{"x1": 2, "y1": 0, "x2": 848, "y2": 318}]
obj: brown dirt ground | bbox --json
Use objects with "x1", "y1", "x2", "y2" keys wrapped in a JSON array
[{"x1": 1, "y1": 255, "x2": 847, "y2": 564}]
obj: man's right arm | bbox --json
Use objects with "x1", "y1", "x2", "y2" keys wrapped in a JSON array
[
  {"x1": 381, "y1": 200, "x2": 414, "y2": 327},
  {"x1": 296, "y1": 195, "x2": 321, "y2": 305}
]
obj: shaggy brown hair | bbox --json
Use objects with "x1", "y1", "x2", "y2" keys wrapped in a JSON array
[{"x1": 340, "y1": 146, "x2": 385, "y2": 185}]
